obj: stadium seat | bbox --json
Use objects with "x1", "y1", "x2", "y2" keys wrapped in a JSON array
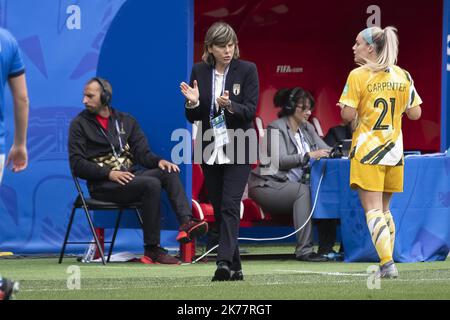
[
  {"x1": 181, "y1": 164, "x2": 214, "y2": 262},
  {"x1": 254, "y1": 116, "x2": 265, "y2": 139},
  {"x1": 179, "y1": 164, "x2": 216, "y2": 262},
  {"x1": 191, "y1": 164, "x2": 215, "y2": 223},
  {"x1": 311, "y1": 116, "x2": 324, "y2": 137},
  {"x1": 58, "y1": 173, "x2": 143, "y2": 265}
]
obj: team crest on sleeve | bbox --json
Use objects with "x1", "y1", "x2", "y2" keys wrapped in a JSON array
[{"x1": 233, "y1": 83, "x2": 241, "y2": 96}]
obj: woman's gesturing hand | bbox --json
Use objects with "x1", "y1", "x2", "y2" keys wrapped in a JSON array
[{"x1": 180, "y1": 80, "x2": 199, "y2": 105}]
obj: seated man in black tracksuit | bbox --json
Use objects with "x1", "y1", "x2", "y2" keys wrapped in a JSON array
[{"x1": 68, "y1": 77, "x2": 207, "y2": 264}]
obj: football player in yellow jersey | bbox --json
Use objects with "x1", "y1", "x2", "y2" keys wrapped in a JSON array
[{"x1": 338, "y1": 26, "x2": 422, "y2": 278}]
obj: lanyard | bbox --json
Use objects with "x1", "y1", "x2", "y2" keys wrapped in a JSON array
[
  {"x1": 99, "y1": 119, "x2": 124, "y2": 160},
  {"x1": 210, "y1": 65, "x2": 230, "y2": 120},
  {"x1": 295, "y1": 129, "x2": 309, "y2": 156},
  {"x1": 114, "y1": 120, "x2": 124, "y2": 151}
]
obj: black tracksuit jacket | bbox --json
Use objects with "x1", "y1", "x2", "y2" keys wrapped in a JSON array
[{"x1": 68, "y1": 108, "x2": 162, "y2": 183}]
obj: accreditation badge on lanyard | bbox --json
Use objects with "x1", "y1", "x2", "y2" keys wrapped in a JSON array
[
  {"x1": 211, "y1": 113, "x2": 229, "y2": 149},
  {"x1": 210, "y1": 66, "x2": 230, "y2": 149},
  {"x1": 99, "y1": 119, "x2": 127, "y2": 169}
]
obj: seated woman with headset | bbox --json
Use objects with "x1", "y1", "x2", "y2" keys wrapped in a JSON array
[{"x1": 248, "y1": 87, "x2": 331, "y2": 262}]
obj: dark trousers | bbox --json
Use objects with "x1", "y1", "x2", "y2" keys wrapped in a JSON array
[
  {"x1": 202, "y1": 163, "x2": 251, "y2": 271},
  {"x1": 89, "y1": 168, "x2": 191, "y2": 248},
  {"x1": 316, "y1": 219, "x2": 344, "y2": 254},
  {"x1": 248, "y1": 180, "x2": 314, "y2": 257}
]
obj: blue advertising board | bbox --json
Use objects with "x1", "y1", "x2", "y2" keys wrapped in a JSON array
[
  {"x1": 442, "y1": 0, "x2": 450, "y2": 152},
  {"x1": 0, "y1": 0, "x2": 193, "y2": 254}
]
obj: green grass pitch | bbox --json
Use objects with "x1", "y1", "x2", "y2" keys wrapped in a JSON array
[{"x1": 1, "y1": 244, "x2": 449, "y2": 300}]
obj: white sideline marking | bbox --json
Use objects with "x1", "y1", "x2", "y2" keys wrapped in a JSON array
[
  {"x1": 21, "y1": 283, "x2": 215, "y2": 292},
  {"x1": 275, "y1": 269, "x2": 368, "y2": 277},
  {"x1": 21, "y1": 277, "x2": 450, "y2": 293}
]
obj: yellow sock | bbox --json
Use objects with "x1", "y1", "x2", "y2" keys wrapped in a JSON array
[
  {"x1": 365, "y1": 209, "x2": 392, "y2": 266},
  {"x1": 383, "y1": 210, "x2": 396, "y2": 253}
]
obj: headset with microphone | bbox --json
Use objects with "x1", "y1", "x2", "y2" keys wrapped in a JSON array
[
  {"x1": 91, "y1": 77, "x2": 112, "y2": 107},
  {"x1": 90, "y1": 77, "x2": 126, "y2": 162},
  {"x1": 283, "y1": 87, "x2": 301, "y2": 115}
]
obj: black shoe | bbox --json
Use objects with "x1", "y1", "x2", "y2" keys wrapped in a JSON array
[
  {"x1": 176, "y1": 219, "x2": 208, "y2": 243},
  {"x1": 144, "y1": 246, "x2": 180, "y2": 265},
  {"x1": 0, "y1": 278, "x2": 19, "y2": 300},
  {"x1": 212, "y1": 261, "x2": 231, "y2": 281},
  {"x1": 296, "y1": 252, "x2": 328, "y2": 262},
  {"x1": 230, "y1": 270, "x2": 244, "y2": 281}
]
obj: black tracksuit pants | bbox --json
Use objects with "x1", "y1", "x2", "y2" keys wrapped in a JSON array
[{"x1": 89, "y1": 168, "x2": 191, "y2": 248}]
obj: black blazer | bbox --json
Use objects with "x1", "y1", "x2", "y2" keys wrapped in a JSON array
[{"x1": 185, "y1": 59, "x2": 259, "y2": 164}]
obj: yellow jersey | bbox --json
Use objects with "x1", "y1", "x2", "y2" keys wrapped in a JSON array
[{"x1": 339, "y1": 65, "x2": 422, "y2": 166}]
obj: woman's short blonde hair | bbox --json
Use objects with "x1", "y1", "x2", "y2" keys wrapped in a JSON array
[
  {"x1": 359, "y1": 26, "x2": 399, "y2": 72},
  {"x1": 202, "y1": 22, "x2": 240, "y2": 66}
]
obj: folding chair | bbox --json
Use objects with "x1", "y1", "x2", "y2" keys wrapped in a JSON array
[{"x1": 59, "y1": 173, "x2": 143, "y2": 265}]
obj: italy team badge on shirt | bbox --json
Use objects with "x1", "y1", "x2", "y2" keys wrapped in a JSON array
[{"x1": 233, "y1": 83, "x2": 240, "y2": 96}]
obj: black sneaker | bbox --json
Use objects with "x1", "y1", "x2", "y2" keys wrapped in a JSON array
[
  {"x1": 144, "y1": 246, "x2": 180, "y2": 265},
  {"x1": 296, "y1": 252, "x2": 328, "y2": 262},
  {"x1": 230, "y1": 270, "x2": 244, "y2": 281},
  {"x1": 176, "y1": 219, "x2": 208, "y2": 243},
  {"x1": 0, "y1": 278, "x2": 19, "y2": 300},
  {"x1": 211, "y1": 261, "x2": 231, "y2": 281}
]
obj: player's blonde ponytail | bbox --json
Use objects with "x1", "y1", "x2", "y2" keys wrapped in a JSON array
[{"x1": 361, "y1": 26, "x2": 399, "y2": 72}]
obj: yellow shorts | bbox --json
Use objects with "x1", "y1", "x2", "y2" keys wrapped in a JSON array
[{"x1": 350, "y1": 159, "x2": 404, "y2": 193}]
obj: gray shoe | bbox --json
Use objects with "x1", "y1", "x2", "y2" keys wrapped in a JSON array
[{"x1": 376, "y1": 261, "x2": 398, "y2": 279}]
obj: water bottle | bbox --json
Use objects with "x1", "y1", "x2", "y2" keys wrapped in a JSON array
[{"x1": 81, "y1": 240, "x2": 97, "y2": 263}]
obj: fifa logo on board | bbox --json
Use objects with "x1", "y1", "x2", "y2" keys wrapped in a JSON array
[{"x1": 276, "y1": 65, "x2": 303, "y2": 74}]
